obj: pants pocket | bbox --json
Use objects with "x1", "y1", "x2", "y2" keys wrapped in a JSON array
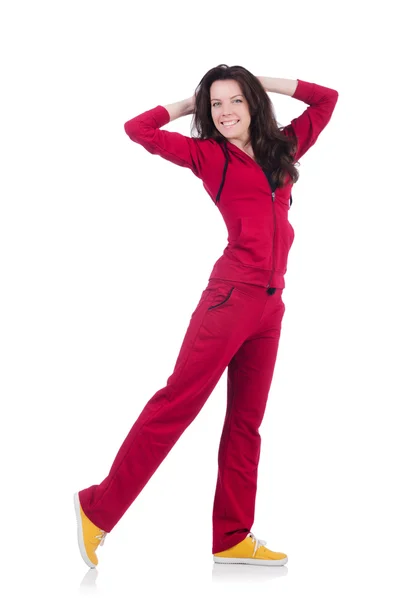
[{"x1": 208, "y1": 285, "x2": 235, "y2": 311}]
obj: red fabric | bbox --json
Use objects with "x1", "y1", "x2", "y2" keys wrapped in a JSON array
[
  {"x1": 123, "y1": 79, "x2": 338, "y2": 288},
  {"x1": 79, "y1": 279, "x2": 286, "y2": 553}
]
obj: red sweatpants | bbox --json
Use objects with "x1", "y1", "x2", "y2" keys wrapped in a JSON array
[{"x1": 78, "y1": 277, "x2": 286, "y2": 554}]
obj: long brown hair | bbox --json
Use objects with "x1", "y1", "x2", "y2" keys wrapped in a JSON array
[{"x1": 191, "y1": 64, "x2": 300, "y2": 189}]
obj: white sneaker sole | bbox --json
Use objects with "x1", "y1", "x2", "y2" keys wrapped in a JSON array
[
  {"x1": 74, "y1": 492, "x2": 97, "y2": 569},
  {"x1": 213, "y1": 556, "x2": 288, "y2": 566}
]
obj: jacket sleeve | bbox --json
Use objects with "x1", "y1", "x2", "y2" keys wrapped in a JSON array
[
  {"x1": 282, "y1": 79, "x2": 339, "y2": 161},
  {"x1": 124, "y1": 105, "x2": 209, "y2": 179}
]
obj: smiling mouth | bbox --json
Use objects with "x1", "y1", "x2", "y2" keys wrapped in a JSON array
[{"x1": 221, "y1": 120, "x2": 240, "y2": 128}]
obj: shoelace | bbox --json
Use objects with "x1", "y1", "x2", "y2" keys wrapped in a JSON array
[
  {"x1": 95, "y1": 531, "x2": 107, "y2": 546},
  {"x1": 248, "y1": 533, "x2": 267, "y2": 555}
]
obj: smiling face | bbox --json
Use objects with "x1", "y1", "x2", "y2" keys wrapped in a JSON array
[{"x1": 210, "y1": 79, "x2": 251, "y2": 145}]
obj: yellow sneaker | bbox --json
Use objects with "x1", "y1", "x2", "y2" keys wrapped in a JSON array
[
  {"x1": 213, "y1": 532, "x2": 288, "y2": 566},
  {"x1": 74, "y1": 492, "x2": 107, "y2": 568}
]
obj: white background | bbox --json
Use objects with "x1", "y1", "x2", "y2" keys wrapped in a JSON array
[{"x1": 1, "y1": 0, "x2": 396, "y2": 598}]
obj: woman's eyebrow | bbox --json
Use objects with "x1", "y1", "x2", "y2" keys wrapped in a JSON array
[{"x1": 210, "y1": 94, "x2": 243, "y2": 101}]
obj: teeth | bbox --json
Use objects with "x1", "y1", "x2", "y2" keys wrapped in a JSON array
[{"x1": 222, "y1": 120, "x2": 238, "y2": 126}]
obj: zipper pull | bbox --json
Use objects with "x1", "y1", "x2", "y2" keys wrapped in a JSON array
[{"x1": 272, "y1": 191, "x2": 275, "y2": 202}]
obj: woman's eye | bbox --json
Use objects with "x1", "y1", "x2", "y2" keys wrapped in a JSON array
[{"x1": 212, "y1": 99, "x2": 242, "y2": 107}]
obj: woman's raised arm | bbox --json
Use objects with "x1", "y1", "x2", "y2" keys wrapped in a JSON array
[{"x1": 123, "y1": 96, "x2": 210, "y2": 179}]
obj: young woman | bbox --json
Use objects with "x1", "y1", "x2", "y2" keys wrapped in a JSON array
[{"x1": 74, "y1": 64, "x2": 338, "y2": 568}]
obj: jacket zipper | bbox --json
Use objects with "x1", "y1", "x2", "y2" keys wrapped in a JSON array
[{"x1": 266, "y1": 190, "x2": 276, "y2": 288}]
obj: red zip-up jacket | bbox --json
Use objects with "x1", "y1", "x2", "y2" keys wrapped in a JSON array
[{"x1": 124, "y1": 78, "x2": 338, "y2": 289}]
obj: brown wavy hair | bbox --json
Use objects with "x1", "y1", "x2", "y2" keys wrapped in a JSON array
[{"x1": 191, "y1": 64, "x2": 300, "y2": 189}]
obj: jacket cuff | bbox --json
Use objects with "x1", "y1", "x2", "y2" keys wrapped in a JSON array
[
  {"x1": 292, "y1": 79, "x2": 315, "y2": 103},
  {"x1": 151, "y1": 105, "x2": 171, "y2": 127}
]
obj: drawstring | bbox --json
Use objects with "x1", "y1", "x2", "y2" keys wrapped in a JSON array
[{"x1": 215, "y1": 140, "x2": 230, "y2": 205}]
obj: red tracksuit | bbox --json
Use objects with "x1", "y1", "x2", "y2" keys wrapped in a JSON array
[{"x1": 78, "y1": 79, "x2": 338, "y2": 553}]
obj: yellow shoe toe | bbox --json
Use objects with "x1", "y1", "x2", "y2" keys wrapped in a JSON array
[{"x1": 74, "y1": 493, "x2": 107, "y2": 568}]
